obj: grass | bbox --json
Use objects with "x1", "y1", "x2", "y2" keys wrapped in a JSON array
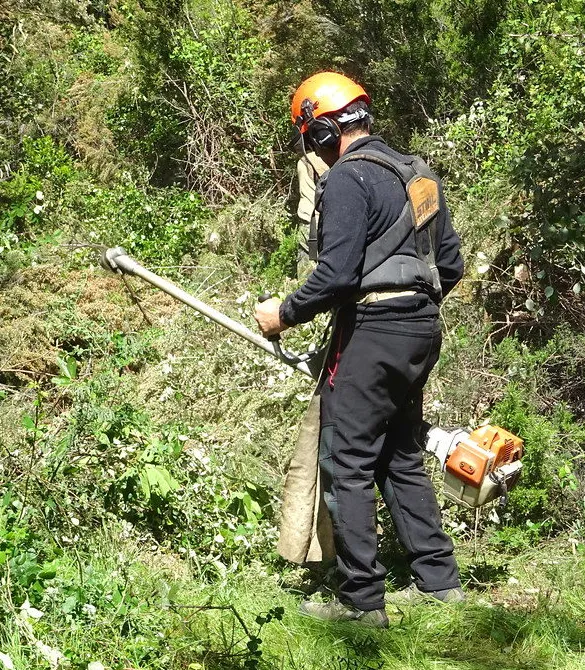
[
  {"x1": 2, "y1": 246, "x2": 585, "y2": 670},
  {"x1": 2, "y1": 526, "x2": 585, "y2": 669}
]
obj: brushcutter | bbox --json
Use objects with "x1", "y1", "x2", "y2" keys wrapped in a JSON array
[
  {"x1": 100, "y1": 246, "x2": 326, "y2": 380},
  {"x1": 100, "y1": 246, "x2": 523, "y2": 508}
]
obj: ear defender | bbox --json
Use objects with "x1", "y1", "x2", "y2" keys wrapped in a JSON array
[{"x1": 301, "y1": 98, "x2": 341, "y2": 150}]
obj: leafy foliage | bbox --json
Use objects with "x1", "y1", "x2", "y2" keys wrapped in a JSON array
[{"x1": 2, "y1": 0, "x2": 585, "y2": 667}]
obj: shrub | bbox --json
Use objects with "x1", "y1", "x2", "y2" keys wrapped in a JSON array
[{"x1": 67, "y1": 176, "x2": 208, "y2": 265}]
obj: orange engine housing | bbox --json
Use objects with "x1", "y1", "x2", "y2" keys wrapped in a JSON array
[{"x1": 445, "y1": 425, "x2": 523, "y2": 488}]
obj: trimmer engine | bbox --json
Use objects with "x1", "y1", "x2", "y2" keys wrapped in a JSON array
[{"x1": 425, "y1": 425, "x2": 523, "y2": 508}]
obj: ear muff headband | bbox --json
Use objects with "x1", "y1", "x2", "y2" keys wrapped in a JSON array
[{"x1": 301, "y1": 98, "x2": 341, "y2": 150}]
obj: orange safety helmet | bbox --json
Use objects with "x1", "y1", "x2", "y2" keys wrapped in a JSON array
[{"x1": 291, "y1": 71, "x2": 370, "y2": 133}]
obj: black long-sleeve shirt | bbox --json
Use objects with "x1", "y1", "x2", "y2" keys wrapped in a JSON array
[{"x1": 280, "y1": 135, "x2": 464, "y2": 326}]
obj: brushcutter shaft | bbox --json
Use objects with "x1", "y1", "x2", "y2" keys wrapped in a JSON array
[{"x1": 101, "y1": 247, "x2": 316, "y2": 378}]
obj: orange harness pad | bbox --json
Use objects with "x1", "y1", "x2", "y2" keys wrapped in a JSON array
[{"x1": 407, "y1": 176, "x2": 440, "y2": 228}]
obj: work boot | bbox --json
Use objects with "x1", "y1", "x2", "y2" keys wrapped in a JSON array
[
  {"x1": 385, "y1": 583, "x2": 465, "y2": 606},
  {"x1": 299, "y1": 598, "x2": 389, "y2": 628}
]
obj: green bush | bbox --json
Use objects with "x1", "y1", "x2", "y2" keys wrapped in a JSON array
[
  {"x1": 68, "y1": 29, "x2": 122, "y2": 77},
  {"x1": 490, "y1": 381, "x2": 585, "y2": 532},
  {"x1": 419, "y1": 2, "x2": 585, "y2": 319},
  {"x1": 70, "y1": 176, "x2": 208, "y2": 264},
  {"x1": 0, "y1": 136, "x2": 75, "y2": 251}
]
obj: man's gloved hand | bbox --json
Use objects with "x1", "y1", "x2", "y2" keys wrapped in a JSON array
[{"x1": 254, "y1": 297, "x2": 289, "y2": 339}]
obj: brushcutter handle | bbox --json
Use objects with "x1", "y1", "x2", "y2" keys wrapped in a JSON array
[{"x1": 257, "y1": 292, "x2": 281, "y2": 342}]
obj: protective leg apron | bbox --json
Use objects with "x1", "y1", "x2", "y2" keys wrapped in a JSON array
[{"x1": 318, "y1": 307, "x2": 460, "y2": 611}]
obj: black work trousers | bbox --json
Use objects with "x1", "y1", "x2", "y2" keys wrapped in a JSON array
[{"x1": 318, "y1": 307, "x2": 460, "y2": 611}]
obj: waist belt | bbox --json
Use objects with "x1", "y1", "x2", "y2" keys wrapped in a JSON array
[{"x1": 356, "y1": 290, "x2": 417, "y2": 305}]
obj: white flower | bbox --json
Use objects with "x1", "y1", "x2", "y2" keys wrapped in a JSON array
[
  {"x1": 144, "y1": 205, "x2": 152, "y2": 213},
  {"x1": 70, "y1": 517, "x2": 80, "y2": 526},
  {"x1": 33, "y1": 205, "x2": 44, "y2": 215},
  {"x1": 236, "y1": 291, "x2": 250, "y2": 304},
  {"x1": 0, "y1": 652, "x2": 14, "y2": 669},
  {"x1": 82, "y1": 604, "x2": 97, "y2": 617},
  {"x1": 34, "y1": 640, "x2": 67, "y2": 668},
  {"x1": 158, "y1": 386, "x2": 174, "y2": 402},
  {"x1": 20, "y1": 599, "x2": 44, "y2": 619},
  {"x1": 36, "y1": 191, "x2": 44, "y2": 201}
]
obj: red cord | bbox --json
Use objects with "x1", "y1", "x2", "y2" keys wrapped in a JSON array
[{"x1": 327, "y1": 328, "x2": 343, "y2": 388}]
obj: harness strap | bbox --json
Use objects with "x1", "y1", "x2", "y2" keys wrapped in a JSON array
[
  {"x1": 356, "y1": 290, "x2": 417, "y2": 304},
  {"x1": 335, "y1": 149, "x2": 442, "y2": 298}
]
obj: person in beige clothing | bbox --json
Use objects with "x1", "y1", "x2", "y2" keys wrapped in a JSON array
[{"x1": 295, "y1": 149, "x2": 328, "y2": 276}]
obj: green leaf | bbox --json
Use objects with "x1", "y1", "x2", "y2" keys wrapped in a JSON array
[
  {"x1": 249, "y1": 499, "x2": 262, "y2": 517},
  {"x1": 38, "y1": 566, "x2": 57, "y2": 580},
  {"x1": 56, "y1": 356, "x2": 77, "y2": 381},
  {"x1": 143, "y1": 464, "x2": 178, "y2": 498},
  {"x1": 66, "y1": 357, "x2": 78, "y2": 379},
  {"x1": 21, "y1": 414, "x2": 35, "y2": 431},
  {"x1": 62, "y1": 594, "x2": 79, "y2": 614},
  {"x1": 139, "y1": 469, "x2": 151, "y2": 500},
  {"x1": 112, "y1": 586, "x2": 123, "y2": 606},
  {"x1": 544, "y1": 286, "x2": 554, "y2": 299}
]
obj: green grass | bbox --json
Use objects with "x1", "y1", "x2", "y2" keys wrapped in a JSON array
[
  {"x1": 2, "y1": 528, "x2": 585, "y2": 669},
  {"x1": 2, "y1": 246, "x2": 585, "y2": 670}
]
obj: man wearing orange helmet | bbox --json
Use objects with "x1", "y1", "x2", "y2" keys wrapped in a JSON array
[{"x1": 255, "y1": 72, "x2": 464, "y2": 626}]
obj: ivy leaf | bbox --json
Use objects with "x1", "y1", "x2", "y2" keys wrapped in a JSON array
[{"x1": 544, "y1": 286, "x2": 554, "y2": 299}]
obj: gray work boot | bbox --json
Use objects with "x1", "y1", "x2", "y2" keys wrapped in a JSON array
[
  {"x1": 299, "y1": 598, "x2": 389, "y2": 628},
  {"x1": 385, "y1": 583, "x2": 465, "y2": 606}
]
